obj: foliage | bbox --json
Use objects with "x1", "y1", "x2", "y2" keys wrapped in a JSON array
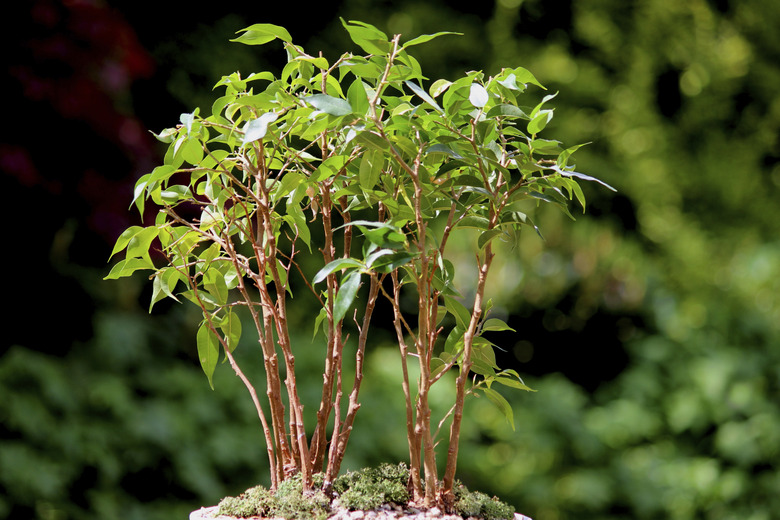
[
  {"x1": 105, "y1": 17, "x2": 605, "y2": 510},
  {"x1": 333, "y1": 463, "x2": 410, "y2": 510}
]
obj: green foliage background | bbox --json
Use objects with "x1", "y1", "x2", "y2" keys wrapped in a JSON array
[{"x1": 3, "y1": 1, "x2": 779, "y2": 519}]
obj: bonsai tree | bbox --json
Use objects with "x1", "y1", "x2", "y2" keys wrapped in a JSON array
[{"x1": 106, "y1": 19, "x2": 613, "y2": 515}]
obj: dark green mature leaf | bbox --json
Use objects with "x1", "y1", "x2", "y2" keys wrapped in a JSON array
[
  {"x1": 359, "y1": 148, "x2": 383, "y2": 190},
  {"x1": 197, "y1": 322, "x2": 220, "y2": 390},
  {"x1": 478, "y1": 228, "x2": 503, "y2": 250},
  {"x1": 231, "y1": 23, "x2": 292, "y2": 45},
  {"x1": 334, "y1": 271, "x2": 361, "y2": 323},
  {"x1": 304, "y1": 94, "x2": 353, "y2": 116}
]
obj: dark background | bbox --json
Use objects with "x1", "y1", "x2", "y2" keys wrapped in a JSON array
[{"x1": 3, "y1": 1, "x2": 779, "y2": 519}]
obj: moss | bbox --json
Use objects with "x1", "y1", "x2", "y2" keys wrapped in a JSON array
[
  {"x1": 333, "y1": 462, "x2": 410, "y2": 510},
  {"x1": 217, "y1": 474, "x2": 330, "y2": 520},
  {"x1": 453, "y1": 484, "x2": 515, "y2": 520},
  {"x1": 215, "y1": 464, "x2": 514, "y2": 520}
]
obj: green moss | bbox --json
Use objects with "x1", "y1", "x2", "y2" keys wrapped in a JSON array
[
  {"x1": 453, "y1": 484, "x2": 515, "y2": 520},
  {"x1": 333, "y1": 462, "x2": 410, "y2": 511},
  {"x1": 215, "y1": 465, "x2": 514, "y2": 520},
  {"x1": 216, "y1": 474, "x2": 330, "y2": 520}
]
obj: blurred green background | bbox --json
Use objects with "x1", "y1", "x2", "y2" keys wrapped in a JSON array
[{"x1": 3, "y1": 1, "x2": 779, "y2": 519}]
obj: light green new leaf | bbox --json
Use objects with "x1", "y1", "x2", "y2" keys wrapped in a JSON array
[
  {"x1": 104, "y1": 258, "x2": 155, "y2": 280},
  {"x1": 430, "y1": 79, "x2": 452, "y2": 98},
  {"x1": 231, "y1": 23, "x2": 292, "y2": 46},
  {"x1": 109, "y1": 226, "x2": 144, "y2": 260},
  {"x1": 125, "y1": 226, "x2": 158, "y2": 265},
  {"x1": 196, "y1": 322, "x2": 220, "y2": 390},
  {"x1": 482, "y1": 387, "x2": 515, "y2": 430},
  {"x1": 333, "y1": 271, "x2": 361, "y2": 323},
  {"x1": 304, "y1": 94, "x2": 353, "y2": 116}
]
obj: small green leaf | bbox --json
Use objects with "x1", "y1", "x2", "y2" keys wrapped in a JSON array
[
  {"x1": 304, "y1": 94, "x2": 353, "y2": 116},
  {"x1": 197, "y1": 322, "x2": 220, "y2": 389},
  {"x1": 333, "y1": 271, "x2": 361, "y2": 323},
  {"x1": 232, "y1": 23, "x2": 292, "y2": 45}
]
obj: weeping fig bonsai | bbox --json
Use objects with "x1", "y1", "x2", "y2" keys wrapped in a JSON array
[{"x1": 106, "y1": 18, "x2": 613, "y2": 516}]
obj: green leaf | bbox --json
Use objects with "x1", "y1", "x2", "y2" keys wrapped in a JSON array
[
  {"x1": 430, "y1": 79, "x2": 452, "y2": 98},
  {"x1": 104, "y1": 258, "x2": 155, "y2": 280},
  {"x1": 359, "y1": 148, "x2": 383, "y2": 190},
  {"x1": 181, "y1": 138, "x2": 203, "y2": 165},
  {"x1": 469, "y1": 83, "x2": 489, "y2": 108},
  {"x1": 444, "y1": 295, "x2": 472, "y2": 329},
  {"x1": 482, "y1": 387, "x2": 515, "y2": 430},
  {"x1": 314, "y1": 258, "x2": 364, "y2": 284},
  {"x1": 304, "y1": 94, "x2": 353, "y2": 116},
  {"x1": 196, "y1": 322, "x2": 220, "y2": 389},
  {"x1": 109, "y1": 226, "x2": 143, "y2": 260},
  {"x1": 512, "y1": 66, "x2": 546, "y2": 89},
  {"x1": 122, "y1": 226, "x2": 158, "y2": 262},
  {"x1": 334, "y1": 271, "x2": 361, "y2": 323},
  {"x1": 243, "y1": 112, "x2": 279, "y2": 145},
  {"x1": 527, "y1": 109, "x2": 554, "y2": 135},
  {"x1": 486, "y1": 104, "x2": 529, "y2": 119},
  {"x1": 482, "y1": 318, "x2": 516, "y2": 332},
  {"x1": 340, "y1": 18, "x2": 390, "y2": 55},
  {"x1": 231, "y1": 23, "x2": 292, "y2": 46},
  {"x1": 402, "y1": 31, "x2": 461, "y2": 48},
  {"x1": 478, "y1": 228, "x2": 503, "y2": 250},
  {"x1": 404, "y1": 80, "x2": 443, "y2": 113},
  {"x1": 494, "y1": 376, "x2": 536, "y2": 392},
  {"x1": 220, "y1": 310, "x2": 242, "y2": 353},
  {"x1": 347, "y1": 78, "x2": 369, "y2": 116}
]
